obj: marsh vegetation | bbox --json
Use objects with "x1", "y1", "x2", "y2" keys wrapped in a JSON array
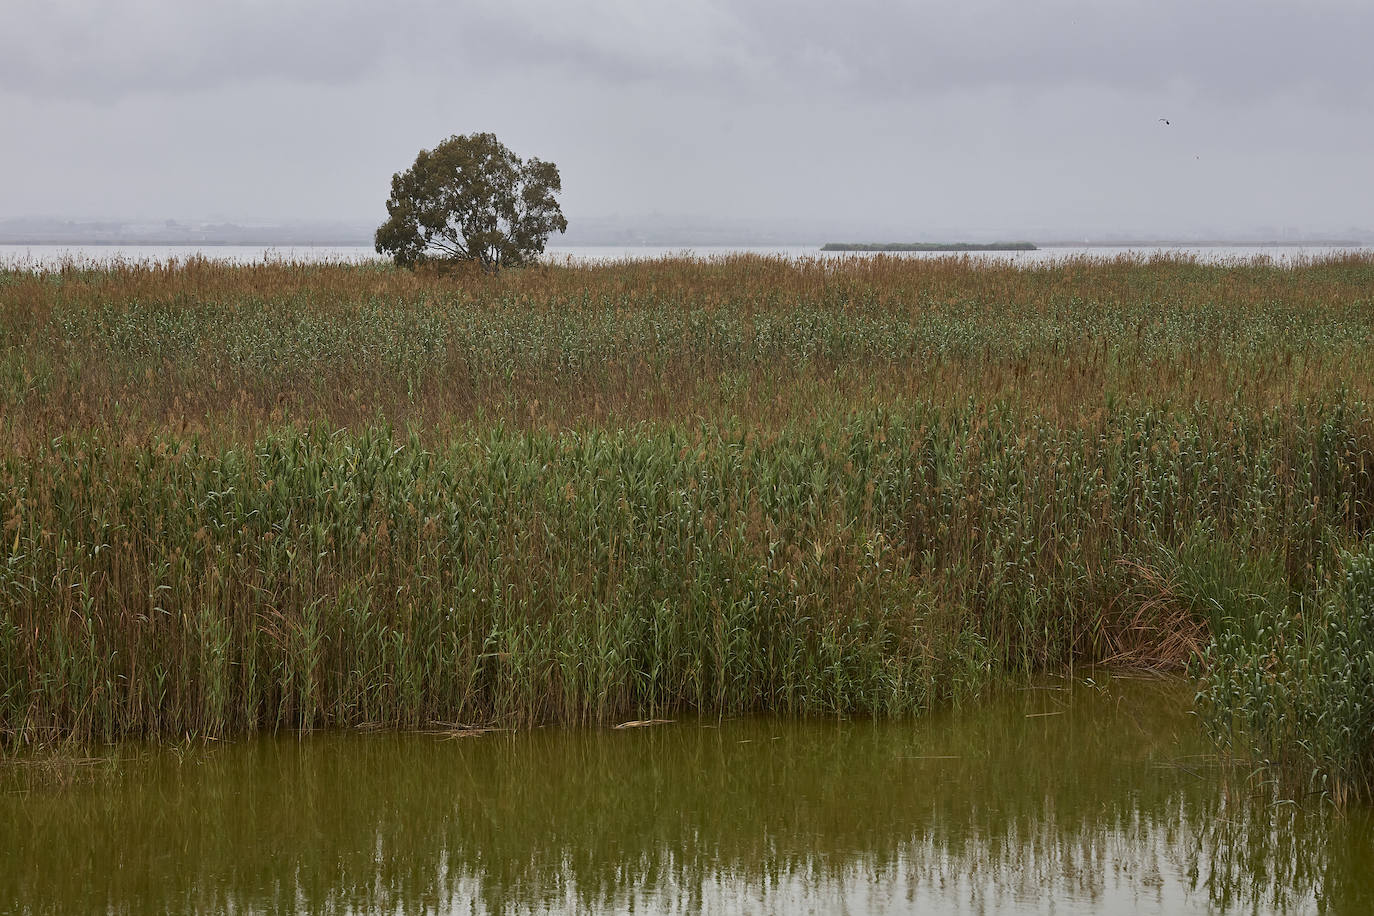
[
  {"x1": 2, "y1": 252, "x2": 1372, "y2": 799},
  {"x1": 821, "y1": 241, "x2": 1037, "y2": 251}
]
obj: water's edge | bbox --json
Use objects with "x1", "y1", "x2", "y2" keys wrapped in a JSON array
[{"x1": 4, "y1": 675, "x2": 1371, "y2": 915}]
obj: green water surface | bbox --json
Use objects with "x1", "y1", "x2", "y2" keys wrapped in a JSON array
[{"x1": 3, "y1": 676, "x2": 1372, "y2": 914}]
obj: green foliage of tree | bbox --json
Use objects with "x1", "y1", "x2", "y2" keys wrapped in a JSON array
[{"x1": 375, "y1": 133, "x2": 567, "y2": 272}]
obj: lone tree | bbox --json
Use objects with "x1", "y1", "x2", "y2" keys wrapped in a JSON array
[{"x1": 375, "y1": 132, "x2": 567, "y2": 272}]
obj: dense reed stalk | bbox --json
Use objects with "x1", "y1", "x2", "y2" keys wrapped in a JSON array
[
  {"x1": 2, "y1": 406, "x2": 1370, "y2": 745},
  {"x1": 1193, "y1": 543, "x2": 1374, "y2": 804},
  {"x1": 3, "y1": 254, "x2": 1373, "y2": 796},
  {"x1": 3, "y1": 253, "x2": 1373, "y2": 447}
]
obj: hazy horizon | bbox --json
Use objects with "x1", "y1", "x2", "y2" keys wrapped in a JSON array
[
  {"x1": 2, "y1": 213, "x2": 1371, "y2": 248},
  {"x1": 4, "y1": 1, "x2": 1373, "y2": 240}
]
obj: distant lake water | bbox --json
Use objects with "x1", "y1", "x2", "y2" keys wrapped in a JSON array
[{"x1": 1, "y1": 243, "x2": 1371, "y2": 269}]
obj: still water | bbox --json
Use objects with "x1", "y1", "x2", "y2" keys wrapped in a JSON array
[
  {"x1": 3, "y1": 677, "x2": 1372, "y2": 915},
  {"x1": 1, "y1": 243, "x2": 1371, "y2": 269}
]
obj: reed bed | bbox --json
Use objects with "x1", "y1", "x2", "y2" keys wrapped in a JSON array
[
  {"x1": 2, "y1": 253, "x2": 1374, "y2": 796},
  {"x1": 3, "y1": 253, "x2": 1373, "y2": 446},
  {"x1": 2, "y1": 407, "x2": 1370, "y2": 740}
]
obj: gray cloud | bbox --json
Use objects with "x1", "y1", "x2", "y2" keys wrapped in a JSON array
[
  {"x1": 2, "y1": 1, "x2": 744, "y2": 99},
  {"x1": 6, "y1": 1, "x2": 1371, "y2": 102},
  {"x1": 2, "y1": 0, "x2": 1371, "y2": 237},
  {"x1": 733, "y1": 1, "x2": 1374, "y2": 102},
  {"x1": 2, "y1": 1, "x2": 396, "y2": 97}
]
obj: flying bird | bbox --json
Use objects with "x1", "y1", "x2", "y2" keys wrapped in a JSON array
[{"x1": 1159, "y1": 118, "x2": 1171, "y2": 125}]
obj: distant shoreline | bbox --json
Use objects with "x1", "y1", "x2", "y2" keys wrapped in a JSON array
[
  {"x1": 822, "y1": 242, "x2": 1037, "y2": 252},
  {"x1": 2, "y1": 239, "x2": 1369, "y2": 253},
  {"x1": 1038, "y1": 239, "x2": 1368, "y2": 249},
  {"x1": 0, "y1": 238, "x2": 371, "y2": 247}
]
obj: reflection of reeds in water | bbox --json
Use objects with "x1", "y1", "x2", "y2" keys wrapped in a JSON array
[{"x1": 1, "y1": 682, "x2": 1364, "y2": 914}]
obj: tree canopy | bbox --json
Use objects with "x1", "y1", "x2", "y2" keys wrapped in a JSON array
[{"x1": 375, "y1": 133, "x2": 567, "y2": 272}]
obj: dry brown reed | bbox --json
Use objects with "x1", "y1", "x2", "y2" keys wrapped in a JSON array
[{"x1": 3, "y1": 252, "x2": 1372, "y2": 450}]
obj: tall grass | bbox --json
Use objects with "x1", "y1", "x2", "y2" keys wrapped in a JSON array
[
  {"x1": 2, "y1": 253, "x2": 1372, "y2": 447},
  {"x1": 3, "y1": 254, "x2": 1374, "y2": 795},
  {"x1": 2, "y1": 405, "x2": 1370, "y2": 748},
  {"x1": 1192, "y1": 542, "x2": 1374, "y2": 804}
]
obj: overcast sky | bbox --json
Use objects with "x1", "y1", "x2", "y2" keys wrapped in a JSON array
[{"x1": 3, "y1": 0, "x2": 1372, "y2": 238}]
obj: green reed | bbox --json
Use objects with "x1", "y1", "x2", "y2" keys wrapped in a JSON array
[
  {"x1": 2, "y1": 404, "x2": 1369, "y2": 749},
  {"x1": 4, "y1": 254, "x2": 1374, "y2": 797},
  {"x1": 1193, "y1": 541, "x2": 1374, "y2": 804},
  {"x1": 3, "y1": 253, "x2": 1374, "y2": 447}
]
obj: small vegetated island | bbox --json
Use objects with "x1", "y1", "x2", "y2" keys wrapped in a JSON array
[
  {"x1": 3, "y1": 131, "x2": 1374, "y2": 813},
  {"x1": 821, "y1": 241, "x2": 1037, "y2": 251}
]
